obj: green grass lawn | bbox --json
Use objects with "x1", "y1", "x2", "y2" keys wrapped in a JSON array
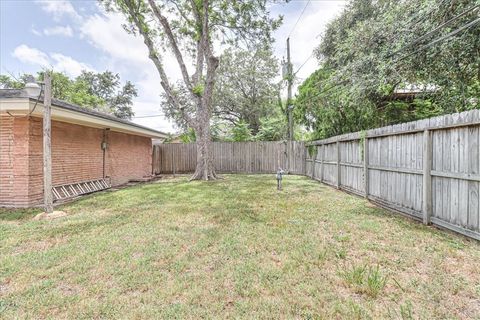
[{"x1": 1, "y1": 175, "x2": 479, "y2": 319}]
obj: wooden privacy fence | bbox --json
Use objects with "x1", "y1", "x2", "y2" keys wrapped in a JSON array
[
  {"x1": 305, "y1": 109, "x2": 480, "y2": 240},
  {"x1": 153, "y1": 141, "x2": 305, "y2": 175}
]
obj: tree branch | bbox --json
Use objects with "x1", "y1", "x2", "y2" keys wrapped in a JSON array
[
  {"x1": 123, "y1": 0, "x2": 195, "y2": 127},
  {"x1": 147, "y1": 0, "x2": 193, "y2": 92},
  {"x1": 200, "y1": 0, "x2": 219, "y2": 114}
]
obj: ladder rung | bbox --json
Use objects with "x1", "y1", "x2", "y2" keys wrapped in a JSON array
[
  {"x1": 61, "y1": 186, "x2": 70, "y2": 197},
  {"x1": 83, "y1": 182, "x2": 91, "y2": 192},
  {"x1": 68, "y1": 185, "x2": 77, "y2": 196},
  {"x1": 52, "y1": 179, "x2": 110, "y2": 201},
  {"x1": 52, "y1": 188, "x2": 61, "y2": 200}
]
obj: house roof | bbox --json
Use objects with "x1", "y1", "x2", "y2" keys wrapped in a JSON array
[{"x1": 0, "y1": 89, "x2": 168, "y2": 139}]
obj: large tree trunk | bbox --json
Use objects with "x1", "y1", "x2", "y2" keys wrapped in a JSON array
[{"x1": 190, "y1": 122, "x2": 217, "y2": 180}]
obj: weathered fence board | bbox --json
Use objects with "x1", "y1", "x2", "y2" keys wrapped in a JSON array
[
  {"x1": 153, "y1": 141, "x2": 305, "y2": 175},
  {"x1": 306, "y1": 109, "x2": 480, "y2": 241}
]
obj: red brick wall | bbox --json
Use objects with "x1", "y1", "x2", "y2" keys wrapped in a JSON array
[
  {"x1": 0, "y1": 116, "x2": 33, "y2": 206},
  {"x1": 106, "y1": 130, "x2": 153, "y2": 186},
  {"x1": 0, "y1": 116, "x2": 153, "y2": 207}
]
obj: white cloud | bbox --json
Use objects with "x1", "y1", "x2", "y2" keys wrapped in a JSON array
[
  {"x1": 35, "y1": 0, "x2": 82, "y2": 22},
  {"x1": 12, "y1": 44, "x2": 50, "y2": 67},
  {"x1": 50, "y1": 53, "x2": 94, "y2": 77},
  {"x1": 80, "y1": 12, "x2": 180, "y2": 133},
  {"x1": 80, "y1": 13, "x2": 150, "y2": 66},
  {"x1": 11, "y1": 45, "x2": 94, "y2": 78},
  {"x1": 43, "y1": 25, "x2": 73, "y2": 37}
]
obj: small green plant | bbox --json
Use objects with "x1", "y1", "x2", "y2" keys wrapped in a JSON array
[
  {"x1": 314, "y1": 249, "x2": 328, "y2": 266},
  {"x1": 307, "y1": 145, "x2": 317, "y2": 158},
  {"x1": 335, "y1": 247, "x2": 347, "y2": 259},
  {"x1": 348, "y1": 301, "x2": 369, "y2": 320},
  {"x1": 400, "y1": 301, "x2": 414, "y2": 320},
  {"x1": 359, "y1": 130, "x2": 367, "y2": 159},
  {"x1": 192, "y1": 83, "x2": 204, "y2": 95},
  {"x1": 339, "y1": 264, "x2": 387, "y2": 298},
  {"x1": 341, "y1": 264, "x2": 366, "y2": 287},
  {"x1": 366, "y1": 265, "x2": 388, "y2": 297}
]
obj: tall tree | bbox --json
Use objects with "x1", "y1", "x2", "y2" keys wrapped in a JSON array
[
  {"x1": 101, "y1": 0, "x2": 281, "y2": 180},
  {"x1": 213, "y1": 48, "x2": 280, "y2": 134}
]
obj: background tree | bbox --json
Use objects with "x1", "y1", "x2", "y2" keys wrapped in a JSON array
[
  {"x1": 102, "y1": 0, "x2": 281, "y2": 180},
  {"x1": 0, "y1": 71, "x2": 137, "y2": 119},
  {"x1": 230, "y1": 120, "x2": 253, "y2": 142},
  {"x1": 162, "y1": 47, "x2": 282, "y2": 141},
  {"x1": 212, "y1": 48, "x2": 280, "y2": 134},
  {"x1": 295, "y1": 0, "x2": 479, "y2": 139}
]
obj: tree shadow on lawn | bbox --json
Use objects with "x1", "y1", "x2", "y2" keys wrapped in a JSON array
[{"x1": 0, "y1": 208, "x2": 41, "y2": 221}]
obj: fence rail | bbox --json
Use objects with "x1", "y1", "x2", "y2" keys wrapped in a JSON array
[
  {"x1": 153, "y1": 141, "x2": 305, "y2": 175},
  {"x1": 305, "y1": 109, "x2": 480, "y2": 240}
]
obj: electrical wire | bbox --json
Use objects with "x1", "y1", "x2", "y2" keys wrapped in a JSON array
[
  {"x1": 296, "y1": 4, "x2": 480, "y2": 102},
  {"x1": 395, "y1": 16, "x2": 480, "y2": 62},
  {"x1": 6, "y1": 86, "x2": 44, "y2": 118},
  {"x1": 388, "y1": 0, "x2": 450, "y2": 45},
  {"x1": 133, "y1": 114, "x2": 165, "y2": 118},
  {"x1": 294, "y1": 53, "x2": 314, "y2": 75},
  {"x1": 388, "y1": 3, "x2": 480, "y2": 58},
  {"x1": 287, "y1": 0, "x2": 311, "y2": 38}
]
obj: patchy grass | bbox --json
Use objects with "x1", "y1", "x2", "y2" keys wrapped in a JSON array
[
  {"x1": 1, "y1": 174, "x2": 479, "y2": 319},
  {"x1": 0, "y1": 208, "x2": 40, "y2": 222}
]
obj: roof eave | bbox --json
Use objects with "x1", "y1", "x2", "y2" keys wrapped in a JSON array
[{"x1": 0, "y1": 96, "x2": 168, "y2": 139}]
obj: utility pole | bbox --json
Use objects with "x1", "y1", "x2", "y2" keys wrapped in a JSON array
[
  {"x1": 286, "y1": 38, "x2": 294, "y2": 141},
  {"x1": 43, "y1": 72, "x2": 53, "y2": 214}
]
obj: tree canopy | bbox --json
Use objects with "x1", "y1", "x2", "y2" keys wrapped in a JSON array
[
  {"x1": 212, "y1": 48, "x2": 280, "y2": 134},
  {"x1": 295, "y1": 0, "x2": 480, "y2": 139},
  {"x1": 0, "y1": 71, "x2": 137, "y2": 120},
  {"x1": 161, "y1": 47, "x2": 285, "y2": 141},
  {"x1": 102, "y1": 0, "x2": 282, "y2": 179}
]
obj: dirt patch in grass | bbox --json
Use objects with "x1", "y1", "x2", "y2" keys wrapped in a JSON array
[{"x1": 1, "y1": 175, "x2": 479, "y2": 319}]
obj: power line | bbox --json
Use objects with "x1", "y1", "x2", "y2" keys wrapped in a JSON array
[
  {"x1": 388, "y1": 4, "x2": 480, "y2": 58},
  {"x1": 388, "y1": 0, "x2": 449, "y2": 45},
  {"x1": 295, "y1": 3, "x2": 480, "y2": 105},
  {"x1": 287, "y1": 0, "x2": 311, "y2": 38},
  {"x1": 298, "y1": 79, "x2": 349, "y2": 104},
  {"x1": 294, "y1": 53, "x2": 314, "y2": 75},
  {"x1": 395, "y1": 16, "x2": 480, "y2": 62},
  {"x1": 133, "y1": 114, "x2": 165, "y2": 119},
  {"x1": 298, "y1": 17, "x2": 480, "y2": 104}
]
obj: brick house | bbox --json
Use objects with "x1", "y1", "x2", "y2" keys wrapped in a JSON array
[{"x1": 0, "y1": 89, "x2": 167, "y2": 207}]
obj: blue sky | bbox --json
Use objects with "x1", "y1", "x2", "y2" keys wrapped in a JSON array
[{"x1": 0, "y1": 0, "x2": 345, "y2": 133}]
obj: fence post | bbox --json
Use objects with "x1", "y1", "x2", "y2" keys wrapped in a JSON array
[
  {"x1": 336, "y1": 140, "x2": 341, "y2": 189},
  {"x1": 422, "y1": 130, "x2": 432, "y2": 225},
  {"x1": 311, "y1": 146, "x2": 316, "y2": 180},
  {"x1": 363, "y1": 137, "x2": 369, "y2": 198},
  {"x1": 284, "y1": 141, "x2": 289, "y2": 173},
  {"x1": 320, "y1": 144, "x2": 324, "y2": 182},
  {"x1": 172, "y1": 147, "x2": 176, "y2": 177}
]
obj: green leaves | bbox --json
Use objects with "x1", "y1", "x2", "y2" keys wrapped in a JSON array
[
  {"x1": 1, "y1": 71, "x2": 136, "y2": 120},
  {"x1": 296, "y1": 0, "x2": 480, "y2": 139},
  {"x1": 192, "y1": 83, "x2": 205, "y2": 95},
  {"x1": 230, "y1": 120, "x2": 253, "y2": 142}
]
